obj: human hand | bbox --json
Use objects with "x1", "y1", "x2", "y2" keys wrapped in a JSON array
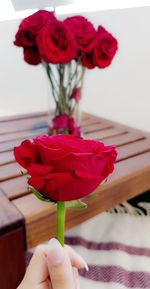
[{"x1": 17, "y1": 238, "x2": 88, "y2": 289}]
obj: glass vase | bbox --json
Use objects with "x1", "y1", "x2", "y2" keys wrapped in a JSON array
[{"x1": 43, "y1": 60, "x2": 85, "y2": 136}]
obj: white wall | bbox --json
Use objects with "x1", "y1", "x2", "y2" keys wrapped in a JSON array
[{"x1": 0, "y1": 7, "x2": 150, "y2": 132}]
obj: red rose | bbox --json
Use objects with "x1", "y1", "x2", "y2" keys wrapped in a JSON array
[
  {"x1": 14, "y1": 10, "x2": 55, "y2": 47},
  {"x1": 14, "y1": 10, "x2": 55, "y2": 65},
  {"x1": 64, "y1": 16, "x2": 96, "y2": 52},
  {"x1": 14, "y1": 135, "x2": 117, "y2": 202},
  {"x1": 94, "y1": 26, "x2": 118, "y2": 68},
  {"x1": 37, "y1": 20, "x2": 78, "y2": 64}
]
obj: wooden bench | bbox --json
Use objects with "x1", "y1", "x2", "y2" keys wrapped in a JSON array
[{"x1": 0, "y1": 112, "x2": 150, "y2": 289}]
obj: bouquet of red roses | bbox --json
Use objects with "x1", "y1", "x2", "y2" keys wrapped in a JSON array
[{"x1": 14, "y1": 10, "x2": 118, "y2": 136}]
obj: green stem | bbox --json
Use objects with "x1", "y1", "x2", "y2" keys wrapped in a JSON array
[
  {"x1": 50, "y1": 65, "x2": 59, "y2": 89},
  {"x1": 44, "y1": 63, "x2": 58, "y2": 105},
  {"x1": 57, "y1": 202, "x2": 66, "y2": 246}
]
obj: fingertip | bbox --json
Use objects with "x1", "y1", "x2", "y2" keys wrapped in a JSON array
[
  {"x1": 46, "y1": 238, "x2": 65, "y2": 266},
  {"x1": 65, "y1": 245, "x2": 88, "y2": 270}
]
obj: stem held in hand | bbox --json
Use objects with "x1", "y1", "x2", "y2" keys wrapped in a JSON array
[{"x1": 57, "y1": 201, "x2": 66, "y2": 246}]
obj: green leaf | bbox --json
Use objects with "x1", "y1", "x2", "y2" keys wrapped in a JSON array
[
  {"x1": 30, "y1": 187, "x2": 55, "y2": 203},
  {"x1": 86, "y1": 191, "x2": 98, "y2": 200},
  {"x1": 65, "y1": 199, "x2": 87, "y2": 210},
  {"x1": 21, "y1": 170, "x2": 26, "y2": 176},
  {"x1": 102, "y1": 178, "x2": 108, "y2": 185}
]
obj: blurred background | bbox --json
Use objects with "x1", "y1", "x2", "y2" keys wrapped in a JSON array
[{"x1": 0, "y1": 0, "x2": 150, "y2": 132}]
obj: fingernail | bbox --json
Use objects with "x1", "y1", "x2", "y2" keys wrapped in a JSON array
[
  {"x1": 47, "y1": 238, "x2": 65, "y2": 265},
  {"x1": 77, "y1": 255, "x2": 89, "y2": 271},
  {"x1": 84, "y1": 263, "x2": 89, "y2": 271}
]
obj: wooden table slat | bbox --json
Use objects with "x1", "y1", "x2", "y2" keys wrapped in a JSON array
[
  {"x1": 0, "y1": 115, "x2": 47, "y2": 135},
  {"x1": 117, "y1": 138, "x2": 150, "y2": 162},
  {"x1": 0, "y1": 175, "x2": 28, "y2": 200},
  {"x1": 0, "y1": 139, "x2": 25, "y2": 153},
  {"x1": 0, "y1": 111, "x2": 47, "y2": 122},
  {"x1": 0, "y1": 111, "x2": 89, "y2": 123},
  {"x1": 96, "y1": 115, "x2": 150, "y2": 139},
  {"x1": 0, "y1": 163, "x2": 26, "y2": 182},
  {"x1": 83, "y1": 122, "x2": 112, "y2": 134},
  {"x1": 0, "y1": 128, "x2": 46, "y2": 143},
  {"x1": 0, "y1": 191, "x2": 23, "y2": 235},
  {"x1": 85, "y1": 128, "x2": 127, "y2": 140},
  {"x1": 0, "y1": 151, "x2": 14, "y2": 166},
  {"x1": 102, "y1": 132, "x2": 145, "y2": 146},
  {"x1": 81, "y1": 116, "x2": 102, "y2": 126}
]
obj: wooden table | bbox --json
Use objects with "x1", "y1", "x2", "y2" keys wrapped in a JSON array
[{"x1": 0, "y1": 112, "x2": 150, "y2": 289}]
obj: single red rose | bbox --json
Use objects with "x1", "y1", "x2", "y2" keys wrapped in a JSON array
[
  {"x1": 36, "y1": 20, "x2": 78, "y2": 64},
  {"x1": 14, "y1": 10, "x2": 55, "y2": 47},
  {"x1": 64, "y1": 16, "x2": 96, "y2": 52},
  {"x1": 94, "y1": 26, "x2": 118, "y2": 68},
  {"x1": 14, "y1": 135, "x2": 117, "y2": 202},
  {"x1": 71, "y1": 87, "x2": 81, "y2": 102}
]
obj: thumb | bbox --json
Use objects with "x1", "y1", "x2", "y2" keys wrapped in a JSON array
[{"x1": 46, "y1": 238, "x2": 75, "y2": 289}]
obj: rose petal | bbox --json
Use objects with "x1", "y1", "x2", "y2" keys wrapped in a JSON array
[
  {"x1": 14, "y1": 140, "x2": 37, "y2": 169},
  {"x1": 27, "y1": 163, "x2": 53, "y2": 176},
  {"x1": 28, "y1": 176, "x2": 45, "y2": 191}
]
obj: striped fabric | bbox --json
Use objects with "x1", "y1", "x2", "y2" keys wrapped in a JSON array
[{"x1": 65, "y1": 207, "x2": 150, "y2": 288}]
